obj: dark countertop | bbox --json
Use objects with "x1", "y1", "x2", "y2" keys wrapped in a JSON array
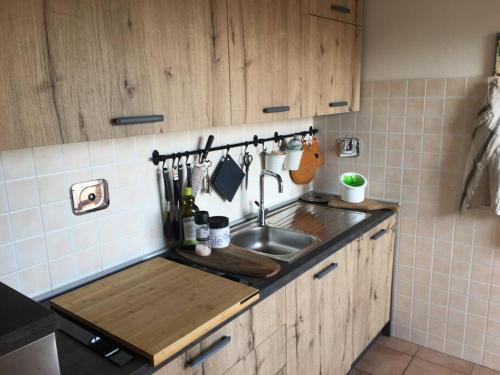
[
  {"x1": 46, "y1": 198, "x2": 396, "y2": 375},
  {"x1": 0, "y1": 282, "x2": 58, "y2": 357}
]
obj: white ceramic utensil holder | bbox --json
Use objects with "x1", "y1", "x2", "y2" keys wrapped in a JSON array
[
  {"x1": 283, "y1": 150, "x2": 303, "y2": 171},
  {"x1": 265, "y1": 153, "x2": 286, "y2": 173}
]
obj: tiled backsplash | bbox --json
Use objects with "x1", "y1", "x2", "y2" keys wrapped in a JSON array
[
  {"x1": 314, "y1": 76, "x2": 500, "y2": 370},
  {"x1": 0, "y1": 119, "x2": 312, "y2": 299}
]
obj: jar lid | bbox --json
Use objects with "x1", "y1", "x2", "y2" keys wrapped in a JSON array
[
  {"x1": 195, "y1": 211, "x2": 209, "y2": 224},
  {"x1": 209, "y1": 216, "x2": 229, "y2": 229}
]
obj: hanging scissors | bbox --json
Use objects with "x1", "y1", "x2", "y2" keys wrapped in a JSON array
[{"x1": 243, "y1": 144, "x2": 253, "y2": 190}]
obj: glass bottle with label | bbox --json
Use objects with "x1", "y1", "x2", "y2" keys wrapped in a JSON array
[{"x1": 181, "y1": 187, "x2": 197, "y2": 246}]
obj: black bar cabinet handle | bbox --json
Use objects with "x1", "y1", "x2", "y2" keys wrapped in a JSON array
[
  {"x1": 263, "y1": 106, "x2": 290, "y2": 114},
  {"x1": 188, "y1": 336, "x2": 231, "y2": 368},
  {"x1": 329, "y1": 101, "x2": 349, "y2": 108},
  {"x1": 314, "y1": 263, "x2": 338, "y2": 280},
  {"x1": 371, "y1": 229, "x2": 387, "y2": 241},
  {"x1": 331, "y1": 5, "x2": 351, "y2": 14},
  {"x1": 112, "y1": 115, "x2": 164, "y2": 125}
]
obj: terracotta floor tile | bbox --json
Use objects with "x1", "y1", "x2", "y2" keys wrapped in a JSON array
[
  {"x1": 355, "y1": 344, "x2": 412, "y2": 375},
  {"x1": 404, "y1": 358, "x2": 465, "y2": 375},
  {"x1": 376, "y1": 335, "x2": 420, "y2": 356},
  {"x1": 472, "y1": 365, "x2": 500, "y2": 375},
  {"x1": 415, "y1": 347, "x2": 474, "y2": 374}
]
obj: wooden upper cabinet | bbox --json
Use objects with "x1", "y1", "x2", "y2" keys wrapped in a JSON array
[
  {"x1": 45, "y1": 0, "x2": 230, "y2": 143},
  {"x1": 309, "y1": 0, "x2": 363, "y2": 26},
  {"x1": 301, "y1": 16, "x2": 361, "y2": 117},
  {"x1": 0, "y1": 0, "x2": 63, "y2": 150},
  {"x1": 227, "y1": 0, "x2": 301, "y2": 125}
]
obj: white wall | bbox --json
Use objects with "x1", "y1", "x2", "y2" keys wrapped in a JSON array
[
  {"x1": 0, "y1": 119, "x2": 312, "y2": 299},
  {"x1": 362, "y1": 0, "x2": 500, "y2": 80}
]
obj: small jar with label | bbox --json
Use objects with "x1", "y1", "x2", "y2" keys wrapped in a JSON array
[
  {"x1": 209, "y1": 216, "x2": 230, "y2": 249},
  {"x1": 195, "y1": 211, "x2": 210, "y2": 244}
]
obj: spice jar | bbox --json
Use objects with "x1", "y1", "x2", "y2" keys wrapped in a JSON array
[
  {"x1": 209, "y1": 216, "x2": 230, "y2": 249},
  {"x1": 195, "y1": 211, "x2": 210, "y2": 243}
]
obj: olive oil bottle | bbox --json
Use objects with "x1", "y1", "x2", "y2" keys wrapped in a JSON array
[{"x1": 180, "y1": 187, "x2": 198, "y2": 246}]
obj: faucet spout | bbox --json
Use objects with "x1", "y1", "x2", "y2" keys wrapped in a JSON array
[{"x1": 258, "y1": 170, "x2": 284, "y2": 226}]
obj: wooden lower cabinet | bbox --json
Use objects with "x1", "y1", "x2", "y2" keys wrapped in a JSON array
[
  {"x1": 155, "y1": 287, "x2": 285, "y2": 375},
  {"x1": 285, "y1": 243, "x2": 354, "y2": 375},
  {"x1": 223, "y1": 326, "x2": 286, "y2": 375},
  {"x1": 156, "y1": 216, "x2": 396, "y2": 375},
  {"x1": 351, "y1": 216, "x2": 396, "y2": 360}
]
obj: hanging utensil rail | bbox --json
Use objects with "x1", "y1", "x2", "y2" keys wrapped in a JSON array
[{"x1": 151, "y1": 126, "x2": 318, "y2": 165}]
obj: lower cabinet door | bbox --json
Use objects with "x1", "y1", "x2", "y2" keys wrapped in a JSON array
[
  {"x1": 285, "y1": 244, "x2": 353, "y2": 375},
  {"x1": 351, "y1": 216, "x2": 396, "y2": 360},
  {"x1": 155, "y1": 288, "x2": 285, "y2": 375},
  {"x1": 223, "y1": 325, "x2": 286, "y2": 375}
]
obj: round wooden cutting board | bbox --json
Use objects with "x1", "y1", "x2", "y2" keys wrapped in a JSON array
[{"x1": 290, "y1": 139, "x2": 325, "y2": 185}]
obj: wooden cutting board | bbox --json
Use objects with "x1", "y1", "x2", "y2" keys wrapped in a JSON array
[
  {"x1": 290, "y1": 139, "x2": 325, "y2": 185},
  {"x1": 50, "y1": 258, "x2": 259, "y2": 367},
  {"x1": 176, "y1": 244, "x2": 281, "y2": 278},
  {"x1": 328, "y1": 196, "x2": 400, "y2": 212}
]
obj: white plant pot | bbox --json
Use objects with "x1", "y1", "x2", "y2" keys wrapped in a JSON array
[
  {"x1": 340, "y1": 172, "x2": 367, "y2": 203},
  {"x1": 283, "y1": 149, "x2": 303, "y2": 171},
  {"x1": 265, "y1": 153, "x2": 286, "y2": 173}
]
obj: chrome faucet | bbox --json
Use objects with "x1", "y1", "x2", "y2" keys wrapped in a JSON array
[{"x1": 258, "y1": 170, "x2": 284, "y2": 226}]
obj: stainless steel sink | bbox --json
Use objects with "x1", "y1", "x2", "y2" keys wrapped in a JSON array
[{"x1": 231, "y1": 226, "x2": 320, "y2": 263}]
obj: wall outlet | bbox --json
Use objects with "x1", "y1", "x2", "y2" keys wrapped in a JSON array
[{"x1": 70, "y1": 179, "x2": 109, "y2": 215}]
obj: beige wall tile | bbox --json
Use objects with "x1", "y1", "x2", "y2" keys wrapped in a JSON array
[
  {"x1": 427, "y1": 335, "x2": 445, "y2": 351},
  {"x1": 390, "y1": 80, "x2": 408, "y2": 97},
  {"x1": 387, "y1": 150, "x2": 403, "y2": 167},
  {"x1": 390, "y1": 97, "x2": 406, "y2": 115},
  {"x1": 422, "y1": 134, "x2": 442, "y2": 153},
  {"x1": 446, "y1": 322, "x2": 465, "y2": 342},
  {"x1": 405, "y1": 134, "x2": 423, "y2": 152},
  {"x1": 423, "y1": 116, "x2": 443, "y2": 134},
  {"x1": 407, "y1": 98, "x2": 425, "y2": 114},
  {"x1": 407, "y1": 116, "x2": 424, "y2": 134},
  {"x1": 485, "y1": 336, "x2": 500, "y2": 355},
  {"x1": 426, "y1": 79, "x2": 446, "y2": 97},
  {"x1": 445, "y1": 98, "x2": 466, "y2": 117},
  {"x1": 469, "y1": 281, "x2": 490, "y2": 301},
  {"x1": 468, "y1": 298, "x2": 488, "y2": 317},
  {"x1": 372, "y1": 115, "x2": 388, "y2": 132},
  {"x1": 449, "y1": 293, "x2": 467, "y2": 311},
  {"x1": 446, "y1": 78, "x2": 467, "y2": 97},
  {"x1": 488, "y1": 303, "x2": 500, "y2": 322},
  {"x1": 425, "y1": 98, "x2": 445, "y2": 115},
  {"x1": 388, "y1": 116, "x2": 405, "y2": 132},
  {"x1": 356, "y1": 114, "x2": 371, "y2": 131},
  {"x1": 421, "y1": 152, "x2": 441, "y2": 170},
  {"x1": 408, "y1": 79, "x2": 426, "y2": 97},
  {"x1": 388, "y1": 132, "x2": 404, "y2": 150},
  {"x1": 361, "y1": 81, "x2": 373, "y2": 98},
  {"x1": 433, "y1": 258, "x2": 451, "y2": 276},
  {"x1": 373, "y1": 98, "x2": 389, "y2": 113},
  {"x1": 373, "y1": 80, "x2": 390, "y2": 98},
  {"x1": 431, "y1": 288, "x2": 449, "y2": 306}
]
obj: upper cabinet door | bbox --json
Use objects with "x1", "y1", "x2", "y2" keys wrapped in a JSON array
[
  {"x1": 0, "y1": 0, "x2": 63, "y2": 150},
  {"x1": 301, "y1": 16, "x2": 361, "y2": 117},
  {"x1": 228, "y1": 0, "x2": 301, "y2": 125},
  {"x1": 45, "y1": 0, "x2": 230, "y2": 143},
  {"x1": 309, "y1": 0, "x2": 363, "y2": 26}
]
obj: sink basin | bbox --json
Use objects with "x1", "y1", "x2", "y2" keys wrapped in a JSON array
[{"x1": 231, "y1": 226, "x2": 319, "y2": 263}]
